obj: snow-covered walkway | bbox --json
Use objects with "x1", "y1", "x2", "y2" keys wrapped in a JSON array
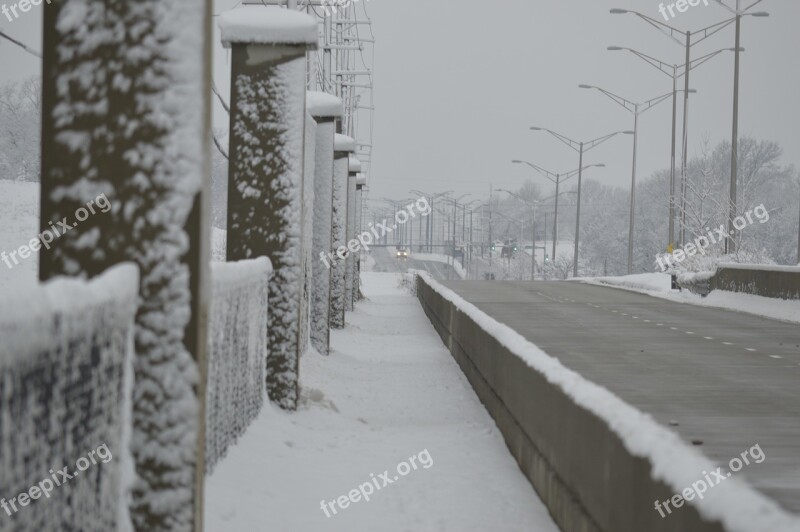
[{"x1": 204, "y1": 272, "x2": 559, "y2": 531}]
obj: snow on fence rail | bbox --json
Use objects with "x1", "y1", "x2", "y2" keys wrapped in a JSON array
[
  {"x1": 0, "y1": 265, "x2": 138, "y2": 531},
  {"x1": 206, "y1": 258, "x2": 272, "y2": 473}
]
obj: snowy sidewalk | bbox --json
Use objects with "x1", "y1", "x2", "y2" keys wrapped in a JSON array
[{"x1": 205, "y1": 272, "x2": 559, "y2": 531}]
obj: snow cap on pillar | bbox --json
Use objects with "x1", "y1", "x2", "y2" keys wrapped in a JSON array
[
  {"x1": 348, "y1": 157, "x2": 362, "y2": 174},
  {"x1": 307, "y1": 92, "x2": 343, "y2": 119},
  {"x1": 219, "y1": 6, "x2": 319, "y2": 48},
  {"x1": 334, "y1": 134, "x2": 356, "y2": 153}
]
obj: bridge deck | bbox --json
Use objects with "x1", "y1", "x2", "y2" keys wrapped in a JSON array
[{"x1": 441, "y1": 280, "x2": 800, "y2": 513}]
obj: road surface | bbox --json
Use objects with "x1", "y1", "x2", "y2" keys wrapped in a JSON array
[
  {"x1": 369, "y1": 247, "x2": 460, "y2": 280},
  {"x1": 440, "y1": 279, "x2": 800, "y2": 513}
]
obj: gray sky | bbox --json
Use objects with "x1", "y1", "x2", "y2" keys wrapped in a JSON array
[{"x1": 2, "y1": 0, "x2": 798, "y2": 202}]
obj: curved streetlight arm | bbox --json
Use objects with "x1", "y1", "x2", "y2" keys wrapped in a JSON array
[
  {"x1": 610, "y1": 9, "x2": 686, "y2": 46},
  {"x1": 611, "y1": 8, "x2": 739, "y2": 48},
  {"x1": 685, "y1": 47, "x2": 743, "y2": 75},
  {"x1": 712, "y1": 0, "x2": 765, "y2": 16},
  {"x1": 512, "y1": 160, "x2": 559, "y2": 184},
  {"x1": 640, "y1": 90, "x2": 676, "y2": 114},
  {"x1": 496, "y1": 188, "x2": 540, "y2": 207},
  {"x1": 581, "y1": 85, "x2": 637, "y2": 113}
]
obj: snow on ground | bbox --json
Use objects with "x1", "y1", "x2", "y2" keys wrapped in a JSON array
[
  {"x1": 204, "y1": 272, "x2": 558, "y2": 532},
  {"x1": 582, "y1": 272, "x2": 800, "y2": 324},
  {"x1": 411, "y1": 252, "x2": 466, "y2": 279},
  {"x1": 0, "y1": 179, "x2": 39, "y2": 291}
]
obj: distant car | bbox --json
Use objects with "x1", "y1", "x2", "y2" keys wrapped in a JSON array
[{"x1": 396, "y1": 247, "x2": 409, "y2": 259}]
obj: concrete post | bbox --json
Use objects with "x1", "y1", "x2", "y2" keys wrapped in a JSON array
[
  {"x1": 307, "y1": 91, "x2": 343, "y2": 355},
  {"x1": 220, "y1": 7, "x2": 318, "y2": 410},
  {"x1": 345, "y1": 157, "x2": 361, "y2": 311},
  {"x1": 355, "y1": 173, "x2": 368, "y2": 302},
  {"x1": 330, "y1": 134, "x2": 355, "y2": 328},
  {"x1": 40, "y1": 1, "x2": 213, "y2": 529}
]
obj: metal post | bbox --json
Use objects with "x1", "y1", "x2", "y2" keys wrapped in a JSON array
[
  {"x1": 727, "y1": 6, "x2": 742, "y2": 254},
  {"x1": 680, "y1": 30, "x2": 691, "y2": 246},
  {"x1": 531, "y1": 202, "x2": 536, "y2": 280},
  {"x1": 628, "y1": 108, "x2": 639, "y2": 274},
  {"x1": 573, "y1": 143, "x2": 584, "y2": 277},
  {"x1": 669, "y1": 65, "x2": 678, "y2": 248},
  {"x1": 553, "y1": 176, "x2": 559, "y2": 262}
]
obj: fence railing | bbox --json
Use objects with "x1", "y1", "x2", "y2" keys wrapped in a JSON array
[
  {"x1": 0, "y1": 264, "x2": 138, "y2": 531},
  {"x1": 206, "y1": 258, "x2": 272, "y2": 473}
]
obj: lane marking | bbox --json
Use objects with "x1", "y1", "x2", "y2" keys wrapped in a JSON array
[
  {"x1": 704, "y1": 337, "x2": 714, "y2": 340},
  {"x1": 670, "y1": 327, "x2": 678, "y2": 331},
  {"x1": 686, "y1": 332, "x2": 695, "y2": 335},
  {"x1": 745, "y1": 348, "x2": 757, "y2": 352},
  {"x1": 723, "y1": 342, "x2": 733, "y2": 346},
  {"x1": 770, "y1": 355, "x2": 782, "y2": 359}
]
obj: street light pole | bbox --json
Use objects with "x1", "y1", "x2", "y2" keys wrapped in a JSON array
[
  {"x1": 728, "y1": 7, "x2": 741, "y2": 254},
  {"x1": 530, "y1": 127, "x2": 631, "y2": 277},
  {"x1": 579, "y1": 84, "x2": 676, "y2": 273},
  {"x1": 512, "y1": 161, "x2": 603, "y2": 265},
  {"x1": 611, "y1": 5, "x2": 768, "y2": 249},
  {"x1": 607, "y1": 46, "x2": 738, "y2": 249},
  {"x1": 629, "y1": 108, "x2": 639, "y2": 274}
]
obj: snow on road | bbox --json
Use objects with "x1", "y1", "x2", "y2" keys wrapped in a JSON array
[
  {"x1": 205, "y1": 272, "x2": 559, "y2": 532},
  {"x1": 583, "y1": 272, "x2": 800, "y2": 324}
]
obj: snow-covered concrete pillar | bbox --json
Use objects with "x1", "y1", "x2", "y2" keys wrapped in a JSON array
[
  {"x1": 39, "y1": 1, "x2": 213, "y2": 530},
  {"x1": 331, "y1": 134, "x2": 355, "y2": 329},
  {"x1": 307, "y1": 92, "x2": 343, "y2": 355},
  {"x1": 354, "y1": 173, "x2": 368, "y2": 303},
  {"x1": 345, "y1": 157, "x2": 362, "y2": 311},
  {"x1": 220, "y1": 7, "x2": 318, "y2": 410}
]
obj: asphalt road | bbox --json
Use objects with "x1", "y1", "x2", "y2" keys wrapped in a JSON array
[
  {"x1": 369, "y1": 247, "x2": 460, "y2": 281},
  {"x1": 440, "y1": 279, "x2": 800, "y2": 513}
]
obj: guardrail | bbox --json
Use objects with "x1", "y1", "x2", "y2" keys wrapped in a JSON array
[
  {"x1": 415, "y1": 272, "x2": 800, "y2": 532},
  {"x1": 710, "y1": 264, "x2": 800, "y2": 300}
]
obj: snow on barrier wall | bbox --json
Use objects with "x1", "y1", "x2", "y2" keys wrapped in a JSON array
[
  {"x1": 0, "y1": 265, "x2": 138, "y2": 531},
  {"x1": 206, "y1": 258, "x2": 271, "y2": 473},
  {"x1": 415, "y1": 272, "x2": 800, "y2": 532},
  {"x1": 711, "y1": 264, "x2": 800, "y2": 300}
]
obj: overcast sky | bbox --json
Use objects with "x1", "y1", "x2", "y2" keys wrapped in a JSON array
[{"x1": 2, "y1": 0, "x2": 798, "y2": 203}]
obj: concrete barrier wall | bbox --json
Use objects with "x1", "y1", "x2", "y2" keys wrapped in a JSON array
[
  {"x1": 0, "y1": 265, "x2": 138, "y2": 531},
  {"x1": 416, "y1": 273, "x2": 799, "y2": 532},
  {"x1": 711, "y1": 264, "x2": 800, "y2": 300},
  {"x1": 206, "y1": 258, "x2": 271, "y2": 473}
]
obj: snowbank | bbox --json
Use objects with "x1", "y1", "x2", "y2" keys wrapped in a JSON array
[
  {"x1": 205, "y1": 273, "x2": 558, "y2": 532},
  {"x1": 582, "y1": 272, "x2": 800, "y2": 324}
]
